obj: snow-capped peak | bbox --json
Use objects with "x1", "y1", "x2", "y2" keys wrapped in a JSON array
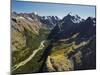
[
  {"x1": 93, "y1": 19, "x2": 96, "y2": 26},
  {"x1": 68, "y1": 12, "x2": 73, "y2": 16},
  {"x1": 34, "y1": 11, "x2": 38, "y2": 15},
  {"x1": 71, "y1": 15, "x2": 82, "y2": 23}
]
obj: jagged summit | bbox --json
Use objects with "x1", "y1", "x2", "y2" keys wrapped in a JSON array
[{"x1": 62, "y1": 13, "x2": 83, "y2": 24}]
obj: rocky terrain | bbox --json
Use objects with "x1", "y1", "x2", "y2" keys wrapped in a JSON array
[{"x1": 11, "y1": 12, "x2": 96, "y2": 74}]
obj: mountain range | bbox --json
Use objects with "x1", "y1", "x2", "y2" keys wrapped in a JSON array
[{"x1": 11, "y1": 11, "x2": 96, "y2": 74}]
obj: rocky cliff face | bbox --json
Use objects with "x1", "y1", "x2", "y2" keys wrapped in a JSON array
[{"x1": 45, "y1": 14, "x2": 96, "y2": 72}]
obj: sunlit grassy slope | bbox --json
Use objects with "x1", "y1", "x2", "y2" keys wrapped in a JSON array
[
  {"x1": 12, "y1": 27, "x2": 49, "y2": 74},
  {"x1": 46, "y1": 33, "x2": 92, "y2": 72}
]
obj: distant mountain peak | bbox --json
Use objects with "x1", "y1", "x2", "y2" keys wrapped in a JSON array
[
  {"x1": 68, "y1": 12, "x2": 73, "y2": 16},
  {"x1": 62, "y1": 13, "x2": 83, "y2": 24},
  {"x1": 86, "y1": 17, "x2": 94, "y2": 21},
  {"x1": 34, "y1": 11, "x2": 38, "y2": 15}
]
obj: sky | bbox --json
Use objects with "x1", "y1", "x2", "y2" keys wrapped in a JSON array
[{"x1": 12, "y1": 0, "x2": 96, "y2": 19}]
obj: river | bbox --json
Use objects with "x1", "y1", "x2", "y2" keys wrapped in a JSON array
[{"x1": 12, "y1": 40, "x2": 45, "y2": 71}]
